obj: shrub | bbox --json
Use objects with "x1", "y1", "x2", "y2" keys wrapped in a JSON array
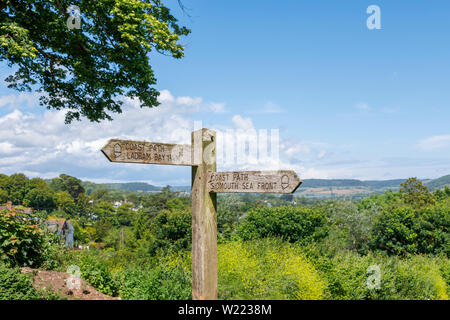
[
  {"x1": 218, "y1": 238, "x2": 326, "y2": 300},
  {"x1": 302, "y1": 245, "x2": 449, "y2": 300},
  {"x1": 118, "y1": 252, "x2": 191, "y2": 300},
  {"x1": 148, "y1": 208, "x2": 192, "y2": 252},
  {"x1": 236, "y1": 206, "x2": 328, "y2": 243},
  {"x1": 371, "y1": 205, "x2": 449, "y2": 256},
  {"x1": 0, "y1": 209, "x2": 45, "y2": 267},
  {"x1": 414, "y1": 205, "x2": 449, "y2": 256},
  {"x1": 0, "y1": 262, "x2": 64, "y2": 300},
  {"x1": 396, "y1": 255, "x2": 448, "y2": 300},
  {"x1": 371, "y1": 207, "x2": 418, "y2": 255},
  {"x1": 76, "y1": 250, "x2": 120, "y2": 296}
]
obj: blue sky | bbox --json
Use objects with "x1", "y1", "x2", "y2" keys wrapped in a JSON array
[{"x1": 0, "y1": 0, "x2": 449, "y2": 185}]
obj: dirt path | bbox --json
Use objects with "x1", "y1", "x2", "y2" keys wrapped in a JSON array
[{"x1": 21, "y1": 267, "x2": 120, "y2": 300}]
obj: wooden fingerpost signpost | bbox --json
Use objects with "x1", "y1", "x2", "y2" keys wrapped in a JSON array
[{"x1": 101, "y1": 128, "x2": 302, "y2": 300}]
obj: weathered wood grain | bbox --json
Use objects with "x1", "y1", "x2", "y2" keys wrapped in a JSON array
[
  {"x1": 207, "y1": 170, "x2": 301, "y2": 194},
  {"x1": 101, "y1": 139, "x2": 194, "y2": 166},
  {"x1": 191, "y1": 129, "x2": 218, "y2": 300}
]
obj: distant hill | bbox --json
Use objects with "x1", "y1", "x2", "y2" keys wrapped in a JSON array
[
  {"x1": 301, "y1": 179, "x2": 406, "y2": 188},
  {"x1": 104, "y1": 182, "x2": 160, "y2": 192},
  {"x1": 424, "y1": 175, "x2": 450, "y2": 191},
  {"x1": 80, "y1": 174, "x2": 450, "y2": 198}
]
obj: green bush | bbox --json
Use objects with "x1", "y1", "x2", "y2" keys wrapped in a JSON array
[
  {"x1": 302, "y1": 245, "x2": 449, "y2": 300},
  {"x1": 0, "y1": 209, "x2": 46, "y2": 267},
  {"x1": 414, "y1": 205, "x2": 449, "y2": 256},
  {"x1": 236, "y1": 206, "x2": 328, "y2": 243},
  {"x1": 395, "y1": 255, "x2": 448, "y2": 300},
  {"x1": 118, "y1": 252, "x2": 191, "y2": 300},
  {"x1": 76, "y1": 250, "x2": 119, "y2": 296},
  {"x1": 371, "y1": 207, "x2": 419, "y2": 255},
  {"x1": 0, "y1": 262, "x2": 64, "y2": 300},
  {"x1": 218, "y1": 238, "x2": 326, "y2": 300},
  {"x1": 371, "y1": 205, "x2": 449, "y2": 256},
  {"x1": 147, "y1": 208, "x2": 192, "y2": 252}
]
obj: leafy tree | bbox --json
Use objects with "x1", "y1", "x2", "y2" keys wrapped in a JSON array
[
  {"x1": 94, "y1": 219, "x2": 114, "y2": 242},
  {"x1": 166, "y1": 198, "x2": 185, "y2": 211},
  {"x1": 75, "y1": 192, "x2": 92, "y2": 216},
  {"x1": 1, "y1": 0, "x2": 190, "y2": 123},
  {"x1": 148, "y1": 208, "x2": 192, "y2": 252},
  {"x1": 49, "y1": 174, "x2": 85, "y2": 199},
  {"x1": 23, "y1": 187, "x2": 55, "y2": 211},
  {"x1": 26, "y1": 177, "x2": 48, "y2": 190},
  {"x1": 0, "y1": 174, "x2": 9, "y2": 190},
  {"x1": 414, "y1": 205, "x2": 450, "y2": 256},
  {"x1": 133, "y1": 210, "x2": 150, "y2": 240},
  {"x1": 0, "y1": 209, "x2": 45, "y2": 267},
  {"x1": 91, "y1": 188, "x2": 110, "y2": 203},
  {"x1": 325, "y1": 200, "x2": 380, "y2": 254},
  {"x1": 237, "y1": 206, "x2": 328, "y2": 244},
  {"x1": 434, "y1": 186, "x2": 450, "y2": 201},
  {"x1": 6, "y1": 173, "x2": 29, "y2": 204},
  {"x1": 0, "y1": 188, "x2": 8, "y2": 204},
  {"x1": 400, "y1": 177, "x2": 435, "y2": 208},
  {"x1": 53, "y1": 191, "x2": 76, "y2": 215},
  {"x1": 116, "y1": 203, "x2": 135, "y2": 226},
  {"x1": 371, "y1": 207, "x2": 418, "y2": 256},
  {"x1": 93, "y1": 201, "x2": 115, "y2": 221}
]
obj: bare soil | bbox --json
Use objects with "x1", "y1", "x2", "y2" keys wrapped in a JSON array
[{"x1": 21, "y1": 267, "x2": 120, "y2": 300}]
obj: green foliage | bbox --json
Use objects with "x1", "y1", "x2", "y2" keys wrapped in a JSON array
[
  {"x1": 147, "y1": 208, "x2": 192, "y2": 253},
  {"x1": 104, "y1": 227, "x2": 135, "y2": 250},
  {"x1": 237, "y1": 206, "x2": 328, "y2": 243},
  {"x1": 77, "y1": 250, "x2": 119, "y2": 296},
  {"x1": 166, "y1": 198, "x2": 185, "y2": 211},
  {"x1": 371, "y1": 205, "x2": 449, "y2": 256},
  {"x1": 93, "y1": 201, "x2": 115, "y2": 220},
  {"x1": 0, "y1": 188, "x2": 8, "y2": 203},
  {"x1": 133, "y1": 210, "x2": 150, "y2": 240},
  {"x1": 115, "y1": 203, "x2": 135, "y2": 226},
  {"x1": 6, "y1": 173, "x2": 29, "y2": 204},
  {"x1": 0, "y1": 262, "x2": 64, "y2": 300},
  {"x1": 1, "y1": 0, "x2": 190, "y2": 122},
  {"x1": 24, "y1": 187, "x2": 55, "y2": 211},
  {"x1": 0, "y1": 209, "x2": 45, "y2": 267},
  {"x1": 371, "y1": 207, "x2": 419, "y2": 255},
  {"x1": 303, "y1": 245, "x2": 449, "y2": 300},
  {"x1": 395, "y1": 255, "x2": 448, "y2": 300},
  {"x1": 414, "y1": 205, "x2": 449, "y2": 256},
  {"x1": 400, "y1": 177, "x2": 435, "y2": 208},
  {"x1": 324, "y1": 200, "x2": 381, "y2": 254},
  {"x1": 218, "y1": 239, "x2": 326, "y2": 300},
  {"x1": 49, "y1": 174, "x2": 85, "y2": 200},
  {"x1": 54, "y1": 191, "x2": 77, "y2": 215},
  {"x1": 118, "y1": 252, "x2": 192, "y2": 300}
]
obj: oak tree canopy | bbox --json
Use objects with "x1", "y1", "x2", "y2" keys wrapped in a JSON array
[{"x1": 0, "y1": 0, "x2": 190, "y2": 123}]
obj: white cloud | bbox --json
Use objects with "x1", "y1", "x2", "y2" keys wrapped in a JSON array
[
  {"x1": 232, "y1": 114, "x2": 254, "y2": 130},
  {"x1": 355, "y1": 102, "x2": 371, "y2": 111},
  {"x1": 0, "y1": 90, "x2": 230, "y2": 184},
  {"x1": 0, "y1": 92, "x2": 40, "y2": 109},
  {"x1": 417, "y1": 135, "x2": 450, "y2": 151},
  {"x1": 248, "y1": 101, "x2": 285, "y2": 114}
]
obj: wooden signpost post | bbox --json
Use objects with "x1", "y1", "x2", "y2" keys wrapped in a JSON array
[{"x1": 101, "y1": 128, "x2": 302, "y2": 300}]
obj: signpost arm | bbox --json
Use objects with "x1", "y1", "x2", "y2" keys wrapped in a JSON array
[{"x1": 191, "y1": 128, "x2": 217, "y2": 300}]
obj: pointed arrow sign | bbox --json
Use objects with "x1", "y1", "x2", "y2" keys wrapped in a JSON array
[
  {"x1": 101, "y1": 139, "x2": 194, "y2": 166},
  {"x1": 207, "y1": 170, "x2": 301, "y2": 194}
]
